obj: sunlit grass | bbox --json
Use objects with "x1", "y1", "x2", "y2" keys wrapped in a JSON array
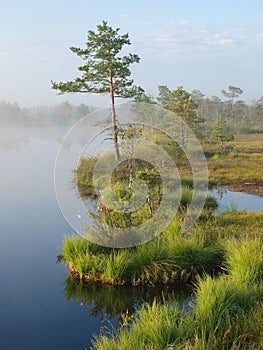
[
  {"x1": 202, "y1": 212, "x2": 263, "y2": 239},
  {"x1": 93, "y1": 275, "x2": 263, "y2": 350},
  {"x1": 102, "y1": 251, "x2": 131, "y2": 284},
  {"x1": 92, "y1": 300, "x2": 187, "y2": 350},
  {"x1": 61, "y1": 215, "x2": 225, "y2": 285},
  {"x1": 225, "y1": 236, "x2": 263, "y2": 285},
  {"x1": 208, "y1": 134, "x2": 263, "y2": 184},
  {"x1": 233, "y1": 133, "x2": 263, "y2": 152},
  {"x1": 209, "y1": 154, "x2": 263, "y2": 182},
  {"x1": 62, "y1": 211, "x2": 263, "y2": 285}
]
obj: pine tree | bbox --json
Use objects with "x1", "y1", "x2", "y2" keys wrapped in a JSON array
[
  {"x1": 213, "y1": 114, "x2": 234, "y2": 148},
  {"x1": 52, "y1": 21, "x2": 143, "y2": 160}
]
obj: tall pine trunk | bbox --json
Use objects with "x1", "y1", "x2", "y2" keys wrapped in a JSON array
[{"x1": 109, "y1": 70, "x2": 120, "y2": 161}]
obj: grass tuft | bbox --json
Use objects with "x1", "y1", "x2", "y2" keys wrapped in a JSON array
[
  {"x1": 92, "y1": 275, "x2": 263, "y2": 350},
  {"x1": 61, "y1": 218, "x2": 224, "y2": 285},
  {"x1": 225, "y1": 236, "x2": 263, "y2": 284}
]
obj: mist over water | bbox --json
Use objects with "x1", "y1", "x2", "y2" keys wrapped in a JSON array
[
  {"x1": 1, "y1": 105, "x2": 261, "y2": 349},
  {"x1": 0, "y1": 121, "x2": 109, "y2": 350},
  {"x1": 0, "y1": 115, "x2": 189, "y2": 349}
]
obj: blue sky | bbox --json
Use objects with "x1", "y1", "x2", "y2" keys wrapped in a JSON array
[{"x1": 1, "y1": 0, "x2": 263, "y2": 107}]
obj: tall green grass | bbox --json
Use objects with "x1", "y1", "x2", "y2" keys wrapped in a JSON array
[
  {"x1": 61, "y1": 219, "x2": 224, "y2": 285},
  {"x1": 62, "y1": 213, "x2": 263, "y2": 286},
  {"x1": 91, "y1": 228, "x2": 263, "y2": 349},
  {"x1": 92, "y1": 301, "x2": 188, "y2": 350},
  {"x1": 93, "y1": 275, "x2": 263, "y2": 350},
  {"x1": 225, "y1": 236, "x2": 263, "y2": 284},
  {"x1": 102, "y1": 251, "x2": 131, "y2": 284}
]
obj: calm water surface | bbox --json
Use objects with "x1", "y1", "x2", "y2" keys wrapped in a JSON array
[
  {"x1": 210, "y1": 188, "x2": 263, "y2": 213},
  {"x1": 2, "y1": 126, "x2": 261, "y2": 350},
  {"x1": 0, "y1": 126, "x2": 190, "y2": 350},
  {"x1": 0, "y1": 127, "x2": 102, "y2": 350}
]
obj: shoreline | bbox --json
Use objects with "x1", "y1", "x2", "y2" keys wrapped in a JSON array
[{"x1": 218, "y1": 181, "x2": 263, "y2": 197}]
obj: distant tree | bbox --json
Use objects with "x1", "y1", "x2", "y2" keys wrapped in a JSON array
[
  {"x1": 210, "y1": 96, "x2": 223, "y2": 116},
  {"x1": 0, "y1": 101, "x2": 25, "y2": 126},
  {"x1": 222, "y1": 85, "x2": 243, "y2": 104},
  {"x1": 221, "y1": 85, "x2": 243, "y2": 123},
  {"x1": 76, "y1": 103, "x2": 90, "y2": 118},
  {"x1": 233, "y1": 100, "x2": 248, "y2": 128},
  {"x1": 191, "y1": 89, "x2": 205, "y2": 107},
  {"x1": 54, "y1": 101, "x2": 75, "y2": 124},
  {"x1": 134, "y1": 91, "x2": 156, "y2": 104},
  {"x1": 52, "y1": 21, "x2": 143, "y2": 160},
  {"x1": 213, "y1": 114, "x2": 234, "y2": 148},
  {"x1": 191, "y1": 89, "x2": 206, "y2": 128},
  {"x1": 250, "y1": 97, "x2": 263, "y2": 128},
  {"x1": 157, "y1": 85, "x2": 171, "y2": 105},
  {"x1": 118, "y1": 123, "x2": 142, "y2": 188},
  {"x1": 162, "y1": 86, "x2": 204, "y2": 140}
]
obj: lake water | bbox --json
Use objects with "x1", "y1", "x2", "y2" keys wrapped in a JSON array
[
  {"x1": 0, "y1": 126, "x2": 191, "y2": 350},
  {"x1": 1, "y1": 126, "x2": 262, "y2": 350}
]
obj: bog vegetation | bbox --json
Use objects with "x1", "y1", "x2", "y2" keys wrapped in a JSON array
[
  {"x1": 62, "y1": 109, "x2": 263, "y2": 348},
  {"x1": 62, "y1": 211, "x2": 263, "y2": 349},
  {"x1": 54, "y1": 76, "x2": 263, "y2": 348},
  {"x1": 56, "y1": 21, "x2": 262, "y2": 350}
]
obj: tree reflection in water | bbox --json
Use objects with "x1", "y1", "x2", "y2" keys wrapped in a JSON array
[{"x1": 64, "y1": 277, "x2": 193, "y2": 326}]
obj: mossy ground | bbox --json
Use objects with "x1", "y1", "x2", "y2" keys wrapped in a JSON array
[
  {"x1": 178, "y1": 134, "x2": 263, "y2": 195},
  {"x1": 207, "y1": 134, "x2": 263, "y2": 195}
]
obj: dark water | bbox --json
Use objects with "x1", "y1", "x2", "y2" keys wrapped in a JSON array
[{"x1": 0, "y1": 127, "x2": 191, "y2": 350}]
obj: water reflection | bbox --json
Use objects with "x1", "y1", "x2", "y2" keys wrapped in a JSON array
[
  {"x1": 210, "y1": 187, "x2": 263, "y2": 213},
  {"x1": 0, "y1": 126, "x2": 66, "y2": 151},
  {"x1": 64, "y1": 277, "x2": 193, "y2": 325},
  {"x1": 3, "y1": 122, "x2": 261, "y2": 350}
]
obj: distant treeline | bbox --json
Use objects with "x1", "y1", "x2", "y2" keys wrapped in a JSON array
[
  {"x1": 0, "y1": 101, "x2": 93, "y2": 127},
  {"x1": 189, "y1": 89, "x2": 263, "y2": 133},
  {"x1": 1, "y1": 86, "x2": 263, "y2": 133},
  {"x1": 140, "y1": 86, "x2": 263, "y2": 135}
]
